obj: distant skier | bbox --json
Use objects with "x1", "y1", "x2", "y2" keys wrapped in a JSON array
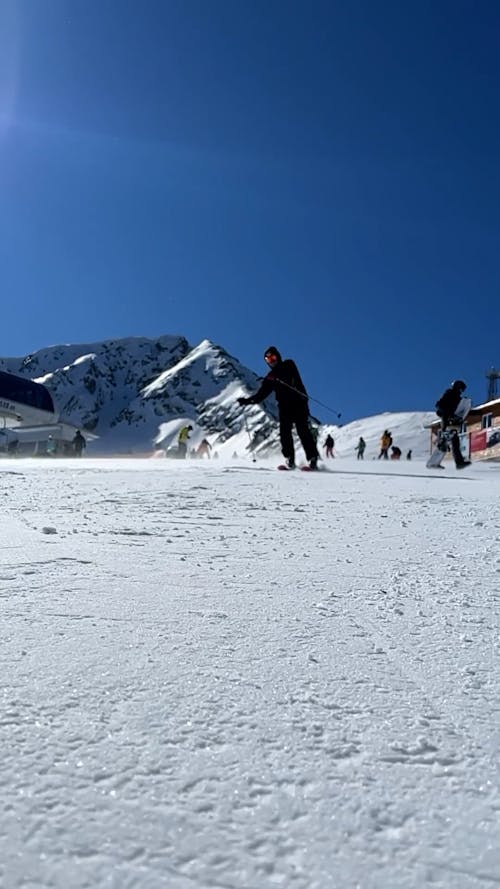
[
  {"x1": 323, "y1": 434, "x2": 335, "y2": 458},
  {"x1": 406, "y1": 449, "x2": 412, "y2": 461},
  {"x1": 355, "y1": 437, "x2": 366, "y2": 460},
  {"x1": 72, "y1": 430, "x2": 86, "y2": 457},
  {"x1": 196, "y1": 438, "x2": 212, "y2": 459},
  {"x1": 237, "y1": 346, "x2": 319, "y2": 470},
  {"x1": 177, "y1": 425, "x2": 193, "y2": 459},
  {"x1": 428, "y1": 380, "x2": 472, "y2": 470},
  {"x1": 378, "y1": 430, "x2": 392, "y2": 460}
]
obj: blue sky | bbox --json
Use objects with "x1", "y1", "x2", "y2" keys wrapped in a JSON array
[{"x1": 1, "y1": 0, "x2": 499, "y2": 422}]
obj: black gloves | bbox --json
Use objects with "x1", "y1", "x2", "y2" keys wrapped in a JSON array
[{"x1": 237, "y1": 397, "x2": 250, "y2": 406}]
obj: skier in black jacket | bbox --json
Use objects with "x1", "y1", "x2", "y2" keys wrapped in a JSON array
[
  {"x1": 434, "y1": 379, "x2": 471, "y2": 469},
  {"x1": 237, "y1": 346, "x2": 319, "y2": 470}
]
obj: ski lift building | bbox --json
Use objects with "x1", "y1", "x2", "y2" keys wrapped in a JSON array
[{"x1": 0, "y1": 370, "x2": 97, "y2": 455}]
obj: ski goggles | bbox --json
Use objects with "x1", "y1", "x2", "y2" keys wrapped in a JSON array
[{"x1": 264, "y1": 353, "x2": 278, "y2": 364}]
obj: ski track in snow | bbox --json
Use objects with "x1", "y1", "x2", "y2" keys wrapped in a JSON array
[{"x1": 0, "y1": 457, "x2": 499, "y2": 889}]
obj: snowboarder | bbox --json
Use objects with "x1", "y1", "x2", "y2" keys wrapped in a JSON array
[
  {"x1": 427, "y1": 380, "x2": 472, "y2": 470},
  {"x1": 72, "y1": 430, "x2": 86, "y2": 457},
  {"x1": 323, "y1": 434, "x2": 335, "y2": 458},
  {"x1": 237, "y1": 346, "x2": 319, "y2": 470},
  {"x1": 355, "y1": 437, "x2": 366, "y2": 460},
  {"x1": 177, "y1": 425, "x2": 193, "y2": 459},
  {"x1": 390, "y1": 446, "x2": 402, "y2": 460},
  {"x1": 378, "y1": 430, "x2": 392, "y2": 460}
]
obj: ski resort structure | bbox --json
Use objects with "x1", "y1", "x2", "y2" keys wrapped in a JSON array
[{"x1": 0, "y1": 370, "x2": 97, "y2": 455}]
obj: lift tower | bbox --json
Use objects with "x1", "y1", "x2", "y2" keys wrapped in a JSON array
[{"x1": 486, "y1": 367, "x2": 500, "y2": 401}]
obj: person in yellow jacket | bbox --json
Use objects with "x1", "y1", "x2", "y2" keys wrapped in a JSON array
[
  {"x1": 177, "y1": 425, "x2": 193, "y2": 459},
  {"x1": 378, "y1": 430, "x2": 392, "y2": 460}
]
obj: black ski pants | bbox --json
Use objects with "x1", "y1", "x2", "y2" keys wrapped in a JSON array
[
  {"x1": 441, "y1": 420, "x2": 466, "y2": 467},
  {"x1": 279, "y1": 410, "x2": 318, "y2": 463}
]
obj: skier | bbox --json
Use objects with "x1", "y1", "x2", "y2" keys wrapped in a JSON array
[
  {"x1": 355, "y1": 437, "x2": 366, "y2": 460},
  {"x1": 237, "y1": 346, "x2": 319, "y2": 470},
  {"x1": 378, "y1": 430, "x2": 392, "y2": 460},
  {"x1": 72, "y1": 430, "x2": 86, "y2": 457},
  {"x1": 406, "y1": 449, "x2": 412, "y2": 461},
  {"x1": 390, "y1": 446, "x2": 402, "y2": 460},
  {"x1": 323, "y1": 434, "x2": 335, "y2": 458},
  {"x1": 196, "y1": 438, "x2": 212, "y2": 459},
  {"x1": 177, "y1": 425, "x2": 193, "y2": 459},
  {"x1": 428, "y1": 380, "x2": 472, "y2": 470}
]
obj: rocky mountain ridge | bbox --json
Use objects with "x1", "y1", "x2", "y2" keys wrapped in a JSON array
[{"x1": 0, "y1": 335, "x2": 279, "y2": 455}]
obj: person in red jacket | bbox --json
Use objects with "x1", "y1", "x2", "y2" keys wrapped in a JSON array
[{"x1": 237, "y1": 346, "x2": 319, "y2": 470}]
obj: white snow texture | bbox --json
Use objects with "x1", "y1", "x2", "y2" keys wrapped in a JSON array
[{"x1": 1, "y1": 456, "x2": 499, "y2": 889}]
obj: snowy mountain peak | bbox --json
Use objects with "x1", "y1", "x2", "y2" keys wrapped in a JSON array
[{"x1": 0, "y1": 335, "x2": 279, "y2": 455}]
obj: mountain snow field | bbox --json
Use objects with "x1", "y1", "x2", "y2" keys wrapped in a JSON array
[{"x1": 1, "y1": 455, "x2": 499, "y2": 889}]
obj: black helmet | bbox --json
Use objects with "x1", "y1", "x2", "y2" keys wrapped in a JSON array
[{"x1": 451, "y1": 380, "x2": 466, "y2": 392}]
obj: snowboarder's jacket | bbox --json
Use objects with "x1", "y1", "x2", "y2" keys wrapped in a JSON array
[
  {"x1": 435, "y1": 387, "x2": 462, "y2": 421},
  {"x1": 380, "y1": 431, "x2": 392, "y2": 449},
  {"x1": 242, "y1": 349, "x2": 309, "y2": 414},
  {"x1": 178, "y1": 425, "x2": 192, "y2": 444}
]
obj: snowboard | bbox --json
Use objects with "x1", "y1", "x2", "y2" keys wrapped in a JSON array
[{"x1": 426, "y1": 397, "x2": 472, "y2": 469}]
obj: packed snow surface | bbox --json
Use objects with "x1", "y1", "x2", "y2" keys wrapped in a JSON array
[{"x1": 1, "y1": 456, "x2": 499, "y2": 889}]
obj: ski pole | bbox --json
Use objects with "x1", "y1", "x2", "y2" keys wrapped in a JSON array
[{"x1": 257, "y1": 377, "x2": 342, "y2": 420}]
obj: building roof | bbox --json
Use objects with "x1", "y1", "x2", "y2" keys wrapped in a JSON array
[{"x1": 470, "y1": 397, "x2": 500, "y2": 411}]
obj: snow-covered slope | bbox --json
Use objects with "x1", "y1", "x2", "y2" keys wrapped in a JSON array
[
  {"x1": 0, "y1": 335, "x2": 436, "y2": 458},
  {"x1": 1, "y1": 457, "x2": 499, "y2": 888},
  {"x1": 321, "y1": 410, "x2": 437, "y2": 461}
]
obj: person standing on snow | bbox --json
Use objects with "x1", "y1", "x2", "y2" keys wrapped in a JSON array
[
  {"x1": 237, "y1": 346, "x2": 319, "y2": 470},
  {"x1": 72, "y1": 430, "x2": 86, "y2": 457},
  {"x1": 177, "y1": 425, "x2": 193, "y2": 459},
  {"x1": 431, "y1": 379, "x2": 472, "y2": 469},
  {"x1": 196, "y1": 438, "x2": 212, "y2": 459},
  {"x1": 355, "y1": 437, "x2": 366, "y2": 460},
  {"x1": 323, "y1": 434, "x2": 335, "y2": 458},
  {"x1": 378, "y1": 430, "x2": 392, "y2": 460}
]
